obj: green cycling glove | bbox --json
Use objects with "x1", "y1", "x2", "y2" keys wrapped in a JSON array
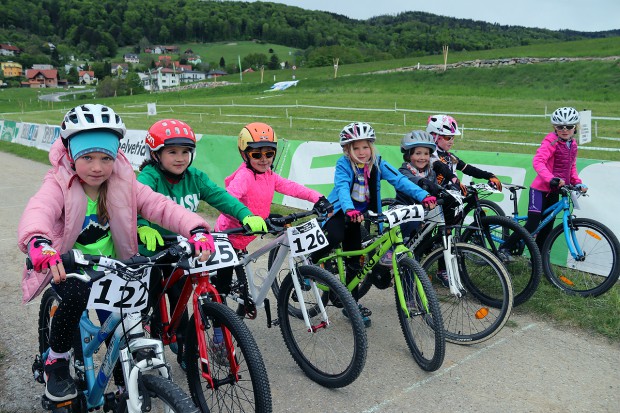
[
  {"x1": 137, "y1": 226, "x2": 164, "y2": 252},
  {"x1": 242, "y1": 215, "x2": 268, "y2": 233}
]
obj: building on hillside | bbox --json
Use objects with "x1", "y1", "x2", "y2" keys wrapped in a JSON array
[
  {"x1": 111, "y1": 63, "x2": 129, "y2": 76},
  {"x1": 180, "y1": 70, "x2": 206, "y2": 83},
  {"x1": 207, "y1": 69, "x2": 228, "y2": 79},
  {"x1": 187, "y1": 56, "x2": 202, "y2": 65},
  {"x1": 78, "y1": 70, "x2": 96, "y2": 85},
  {"x1": 1, "y1": 61, "x2": 22, "y2": 77},
  {"x1": 22, "y1": 68, "x2": 59, "y2": 88},
  {"x1": 124, "y1": 53, "x2": 140, "y2": 64},
  {"x1": 138, "y1": 68, "x2": 179, "y2": 91},
  {"x1": 32, "y1": 64, "x2": 54, "y2": 70},
  {"x1": 0, "y1": 43, "x2": 21, "y2": 56}
]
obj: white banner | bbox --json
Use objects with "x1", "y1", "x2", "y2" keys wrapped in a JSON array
[{"x1": 579, "y1": 110, "x2": 592, "y2": 145}]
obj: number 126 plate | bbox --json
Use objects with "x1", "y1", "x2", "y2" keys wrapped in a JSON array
[{"x1": 287, "y1": 218, "x2": 329, "y2": 257}]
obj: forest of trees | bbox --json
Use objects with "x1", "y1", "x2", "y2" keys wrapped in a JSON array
[{"x1": 2, "y1": 0, "x2": 619, "y2": 66}]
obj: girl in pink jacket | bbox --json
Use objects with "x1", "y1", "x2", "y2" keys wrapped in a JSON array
[
  {"x1": 17, "y1": 104, "x2": 214, "y2": 402},
  {"x1": 214, "y1": 122, "x2": 332, "y2": 295},
  {"x1": 501, "y1": 107, "x2": 587, "y2": 257}
]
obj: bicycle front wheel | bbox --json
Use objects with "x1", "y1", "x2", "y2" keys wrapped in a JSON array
[
  {"x1": 38, "y1": 288, "x2": 61, "y2": 354},
  {"x1": 395, "y1": 257, "x2": 445, "y2": 371},
  {"x1": 422, "y1": 242, "x2": 513, "y2": 344},
  {"x1": 185, "y1": 300, "x2": 272, "y2": 413},
  {"x1": 542, "y1": 218, "x2": 620, "y2": 297},
  {"x1": 461, "y1": 215, "x2": 542, "y2": 306},
  {"x1": 278, "y1": 265, "x2": 367, "y2": 388},
  {"x1": 115, "y1": 374, "x2": 199, "y2": 413}
]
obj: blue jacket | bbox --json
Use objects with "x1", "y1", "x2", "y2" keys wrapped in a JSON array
[{"x1": 327, "y1": 155, "x2": 429, "y2": 215}]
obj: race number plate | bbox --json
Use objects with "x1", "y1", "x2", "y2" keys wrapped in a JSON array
[
  {"x1": 88, "y1": 262, "x2": 151, "y2": 313},
  {"x1": 287, "y1": 218, "x2": 329, "y2": 257},
  {"x1": 385, "y1": 204, "x2": 425, "y2": 228},
  {"x1": 189, "y1": 233, "x2": 239, "y2": 273}
]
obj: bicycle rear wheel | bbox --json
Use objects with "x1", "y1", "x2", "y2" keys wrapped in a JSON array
[
  {"x1": 394, "y1": 257, "x2": 445, "y2": 371},
  {"x1": 278, "y1": 265, "x2": 367, "y2": 388},
  {"x1": 422, "y1": 243, "x2": 513, "y2": 344},
  {"x1": 115, "y1": 374, "x2": 199, "y2": 412},
  {"x1": 461, "y1": 215, "x2": 542, "y2": 306},
  {"x1": 185, "y1": 300, "x2": 272, "y2": 413},
  {"x1": 542, "y1": 218, "x2": 620, "y2": 297}
]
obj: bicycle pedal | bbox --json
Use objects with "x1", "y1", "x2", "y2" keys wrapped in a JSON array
[{"x1": 271, "y1": 318, "x2": 280, "y2": 327}]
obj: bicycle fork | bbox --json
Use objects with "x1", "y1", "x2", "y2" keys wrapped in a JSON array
[
  {"x1": 289, "y1": 255, "x2": 330, "y2": 332},
  {"x1": 443, "y1": 233, "x2": 465, "y2": 297}
]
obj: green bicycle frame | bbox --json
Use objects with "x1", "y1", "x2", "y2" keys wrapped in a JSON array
[{"x1": 316, "y1": 223, "x2": 429, "y2": 317}]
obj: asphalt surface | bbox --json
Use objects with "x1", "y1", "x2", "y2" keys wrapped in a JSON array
[{"x1": 0, "y1": 151, "x2": 618, "y2": 413}]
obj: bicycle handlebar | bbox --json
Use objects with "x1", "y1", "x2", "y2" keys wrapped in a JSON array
[
  {"x1": 49, "y1": 241, "x2": 194, "y2": 283},
  {"x1": 219, "y1": 209, "x2": 327, "y2": 236}
]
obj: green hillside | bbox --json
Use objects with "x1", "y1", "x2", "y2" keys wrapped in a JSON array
[{"x1": 2, "y1": 40, "x2": 619, "y2": 162}]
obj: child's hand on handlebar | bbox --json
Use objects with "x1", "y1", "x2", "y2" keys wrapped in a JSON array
[
  {"x1": 422, "y1": 195, "x2": 437, "y2": 209},
  {"x1": 28, "y1": 236, "x2": 66, "y2": 283},
  {"x1": 188, "y1": 228, "x2": 215, "y2": 261},
  {"x1": 346, "y1": 209, "x2": 364, "y2": 223}
]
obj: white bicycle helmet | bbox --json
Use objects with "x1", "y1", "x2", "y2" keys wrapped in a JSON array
[
  {"x1": 426, "y1": 114, "x2": 461, "y2": 136},
  {"x1": 401, "y1": 130, "x2": 436, "y2": 152},
  {"x1": 339, "y1": 122, "x2": 376, "y2": 146},
  {"x1": 551, "y1": 107, "x2": 580, "y2": 125},
  {"x1": 60, "y1": 104, "x2": 126, "y2": 140}
]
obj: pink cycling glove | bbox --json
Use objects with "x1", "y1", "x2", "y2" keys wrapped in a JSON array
[
  {"x1": 422, "y1": 196, "x2": 437, "y2": 208},
  {"x1": 28, "y1": 237, "x2": 61, "y2": 272},
  {"x1": 188, "y1": 229, "x2": 215, "y2": 255},
  {"x1": 346, "y1": 210, "x2": 363, "y2": 220}
]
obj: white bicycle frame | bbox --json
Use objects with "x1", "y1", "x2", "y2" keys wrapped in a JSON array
[
  {"x1": 229, "y1": 231, "x2": 330, "y2": 331},
  {"x1": 402, "y1": 205, "x2": 465, "y2": 297}
]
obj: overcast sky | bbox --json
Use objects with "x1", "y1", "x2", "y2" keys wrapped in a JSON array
[{"x1": 234, "y1": 0, "x2": 620, "y2": 32}]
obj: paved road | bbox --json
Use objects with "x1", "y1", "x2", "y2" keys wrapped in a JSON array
[
  {"x1": 38, "y1": 88, "x2": 95, "y2": 102},
  {"x1": 0, "y1": 151, "x2": 618, "y2": 412}
]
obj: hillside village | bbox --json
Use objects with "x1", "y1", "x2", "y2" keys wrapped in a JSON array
[{"x1": 0, "y1": 42, "x2": 228, "y2": 91}]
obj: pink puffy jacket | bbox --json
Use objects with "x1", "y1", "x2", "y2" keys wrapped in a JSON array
[
  {"x1": 17, "y1": 139, "x2": 210, "y2": 303},
  {"x1": 531, "y1": 132, "x2": 582, "y2": 192},
  {"x1": 215, "y1": 163, "x2": 321, "y2": 250}
]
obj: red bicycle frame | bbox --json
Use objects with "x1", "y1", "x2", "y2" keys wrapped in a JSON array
[{"x1": 156, "y1": 267, "x2": 240, "y2": 387}]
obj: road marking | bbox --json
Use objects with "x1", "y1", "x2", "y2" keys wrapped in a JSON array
[{"x1": 362, "y1": 323, "x2": 538, "y2": 413}]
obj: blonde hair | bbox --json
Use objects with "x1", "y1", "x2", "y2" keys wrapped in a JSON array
[{"x1": 343, "y1": 139, "x2": 377, "y2": 172}]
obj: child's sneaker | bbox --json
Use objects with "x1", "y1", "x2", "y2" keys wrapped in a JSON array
[
  {"x1": 44, "y1": 357, "x2": 77, "y2": 402},
  {"x1": 209, "y1": 339, "x2": 229, "y2": 366},
  {"x1": 435, "y1": 270, "x2": 449, "y2": 288},
  {"x1": 342, "y1": 303, "x2": 372, "y2": 328},
  {"x1": 379, "y1": 251, "x2": 393, "y2": 266}
]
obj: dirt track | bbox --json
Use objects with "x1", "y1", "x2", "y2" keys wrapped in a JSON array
[{"x1": 1, "y1": 151, "x2": 618, "y2": 412}]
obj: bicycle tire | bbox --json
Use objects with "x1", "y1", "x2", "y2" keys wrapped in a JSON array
[
  {"x1": 277, "y1": 265, "x2": 368, "y2": 388},
  {"x1": 185, "y1": 300, "x2": 272, "y2": 413},
  {"x1": 463, "y1": 199, "x2": 506, "y2": 223},
  {"x1": 115, "y1": 374, "x2": 199, "y2": 413},
  {"x1": 39, "y1": 288, "x2": 60, "y2": 355},
  {"x1": 461, "y1": 215, "x2": 543, "y2": 306},
  {"x1": 421, "y1": 242, "x2": 513, "y2": 344},
  {"x1": 542, "y1": 217, "x2": 620, "y2": 297},
  {"x1": 394, "y1": 257, "x2": 445, "y2": 371}
]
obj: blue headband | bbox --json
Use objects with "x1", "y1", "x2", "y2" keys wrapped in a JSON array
[{"x1": 69, "y1": 131, "x2": 120, "y2": 160}]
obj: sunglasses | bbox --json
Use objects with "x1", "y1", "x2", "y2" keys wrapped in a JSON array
[
  {"x1": 247, "y1": 150, "x2": 276, "y2": 160},
  {"x1": 437, "y1": 134, "x2": 455, "y2": 141},
  {"x1": 555, "y1": 125, "x2": 576, "y2": 131}
]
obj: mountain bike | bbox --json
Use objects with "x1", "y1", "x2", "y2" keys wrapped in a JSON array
[
  {"x1": 219, "y1": 210, "x2": 368, "y2": 389},
  {"x1": 34, "y1": 243, "x2": 201, "y2": 413},
  {"x1": 145, "y1": 234, "x2": 272, "y2": 412},
  {"x1": 457, "y1": 182, "x2": 543, "y2": 306},
  {"x1": 310, "y1": 204, "x2": 446, "y2": 372},
  {"x1": 382, "y1": 190, "x2": 514, "y2": 345},
  {"x1": 501, "y1": 183, "x2": 620, "y2": 297}
]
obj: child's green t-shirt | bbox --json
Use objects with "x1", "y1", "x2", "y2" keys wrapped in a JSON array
[{"x1": 73, "y1": 197, "x2": 115, "y2": 258}]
